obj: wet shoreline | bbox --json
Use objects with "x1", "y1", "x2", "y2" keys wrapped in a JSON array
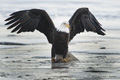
[{"x1": 0, "y1": 27, "x2": 120, "y2": 80}]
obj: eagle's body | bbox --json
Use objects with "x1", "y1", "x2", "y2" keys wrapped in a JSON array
[
  {"x1": 5, "y1": 8, "x2": 105, "y2": 62},
  {"x1": 52, "y1": 31, "x2": 69, "y2": 59}
]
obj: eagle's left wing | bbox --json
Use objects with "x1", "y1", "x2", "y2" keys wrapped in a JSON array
[{"x1": 69, "y1": 8, "x2": 105, "y2": 41}]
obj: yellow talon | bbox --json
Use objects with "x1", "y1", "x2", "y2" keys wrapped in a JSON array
[
  {"x1": 62, "y1": 59, "x2": 69, "y2": 63},
  {"x1": 52, "y1": 58, "x2": 55, "y2": 63}
]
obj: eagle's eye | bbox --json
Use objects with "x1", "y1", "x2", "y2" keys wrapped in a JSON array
[{"x1": 63, "y1": 23, "x2": 66, "y2": 25}]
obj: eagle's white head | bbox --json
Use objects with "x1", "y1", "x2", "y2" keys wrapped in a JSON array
[{"x1": 57, "y1": 21, "x2": 70, "y2": 33}]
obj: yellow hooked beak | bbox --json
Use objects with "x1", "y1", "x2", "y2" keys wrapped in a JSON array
[{"x1": 66, "y1": 24, "x2": 70, "y2": 28}]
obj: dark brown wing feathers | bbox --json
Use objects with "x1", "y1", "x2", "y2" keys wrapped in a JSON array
[
  {"x1": 5, "y1": 9, "x2": 55, "y2": 43},
  {"x1": 5, "y1": 8, "x2": 105, "y2": 43},
  {"x1": 69, "y1": 8, "x2": 105, "y2": 41}
]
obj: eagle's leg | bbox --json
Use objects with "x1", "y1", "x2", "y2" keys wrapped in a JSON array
[
  {"x1": 63, "y1": 52, "x2": 67, "y2": 59},
  {"x1": 62, "y1": 48, "x2": 69, "y2": 63},
  {"x1": 51, "y1": 46, "x2": 55, "y2": 62},
  {"x1": 62, "y1": 55, "x2": 69, "y2": 63}
]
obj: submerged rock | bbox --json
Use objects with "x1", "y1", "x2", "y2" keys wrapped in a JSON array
[
  {"x1": 100, "y1": 47, "x2": 106, "y2": 49},
  {"x1": 0, "y1": 42, "x2": 27, "y2": 45}
]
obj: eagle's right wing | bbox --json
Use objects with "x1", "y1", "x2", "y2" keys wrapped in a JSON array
[{"x1": 69, "y1": 8, "x2": 105, "y2": 41}]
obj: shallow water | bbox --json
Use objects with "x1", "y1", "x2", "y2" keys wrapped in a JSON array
[{"x1": 0, "y1": 27, "x2": 120, "y2": 80}]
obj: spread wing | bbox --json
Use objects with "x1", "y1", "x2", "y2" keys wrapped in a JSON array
[
  {"x1": 69, "y1": 8, "x2": 105, "y2": 41},
  {"x1": 5, "y1": 9, "x2": 56, "y2": 44}
]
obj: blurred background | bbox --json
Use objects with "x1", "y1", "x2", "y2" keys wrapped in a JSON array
[{"x1": 0, "y1": 0, "x2": 120, "y2": 29}]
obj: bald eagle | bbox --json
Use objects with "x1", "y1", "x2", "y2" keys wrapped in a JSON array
[{"x1": 5, "y1": 8, "x2": 105, "y2": 63}]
